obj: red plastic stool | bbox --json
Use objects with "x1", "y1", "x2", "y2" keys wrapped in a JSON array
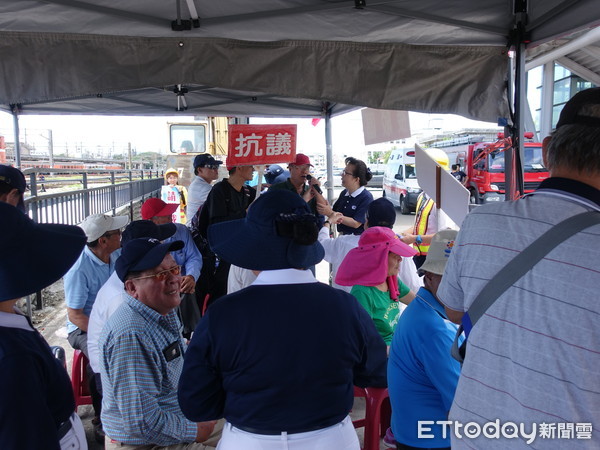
[
  {"x1": 352, "y1": 386, "x2": 391, "y2": 450},
  {"x1": 71, "y1": 349, "x2": 93, "y2": 412}
]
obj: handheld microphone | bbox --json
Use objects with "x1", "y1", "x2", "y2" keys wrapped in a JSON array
[{"x1": 306, "y1": 174, "x2": 323, "y2": 194}]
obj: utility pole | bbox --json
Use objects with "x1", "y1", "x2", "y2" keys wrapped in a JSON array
[
  {"x1": 128, "y1": 142, "x2": 132, "y2": 170},
  {"x1": 48, "y1": 129, "x2": 54, "y2": 168}
]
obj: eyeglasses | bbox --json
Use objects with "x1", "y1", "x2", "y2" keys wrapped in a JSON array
[
  {"x1": 341, "y1": 171, "x2": 354, "y2": 177},
  {"x1": 202, "y1": 165, "x2": 220, "y2": 170},
  {"x1": 130, "y1": 265, "x2": 181, "y2": 281},
  {"x1": 103, "y1": 230, "x2": 122, "y2": 238}
]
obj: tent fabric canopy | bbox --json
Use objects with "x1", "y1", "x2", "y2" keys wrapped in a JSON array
[
  {"x1": 1, "y1": 32, "x2": 508, "y2": 121},
  {"x1": 0, "y1": 0, "x2": 598, "y2": 120}
]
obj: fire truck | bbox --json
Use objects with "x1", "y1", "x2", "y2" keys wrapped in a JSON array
[
  {"x1": 0, "y1": 135, "x2": 6, "y2": 164},
  {"x1": 431, "y1": 132, "x2": 549, "y2": 204}
]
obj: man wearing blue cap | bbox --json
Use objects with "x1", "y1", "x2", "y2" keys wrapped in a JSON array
[
  {"x1": 187, "y1": 154, "x2": 223, "y2": 225},
  {"x1": 99, "y1": 238, "x2": 221, "y2": 449},
  {"x1": 87, "y1": 220, "x2": 177, "y2": 375}
]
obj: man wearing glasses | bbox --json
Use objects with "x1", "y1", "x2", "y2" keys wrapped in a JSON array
[
  {"x1": 64, "y1": 212, "x2": 129, "y2": 441},
  {"x1": 99, "y1": 238, "x2": 220, "y2": 449},
  {"x1": 269, "y1": 153, "x2": 321, "y2": 214},
  {"x1": 187, "y1": 154, "x2": 223, "y2": 226}
]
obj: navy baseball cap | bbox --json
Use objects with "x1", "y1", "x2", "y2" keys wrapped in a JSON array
[
  {"x1": 0, "y1": 165, "x2": 26, "y2": 212},
  {"x1": 366, "y1": 198, "x2": 396, "y2": 228},
  {"x1": 556, "y1": 87, "x2": 600, "y2": 129},
  {"x1": 116, "y1": 238, "x2": 184, "y2": 282},
  {"x1": 121, "y1": 220, "x2": 177, "y2": 246},
  {"x1": 193, "y1": 154, "x2": 223, "y2": 169}
]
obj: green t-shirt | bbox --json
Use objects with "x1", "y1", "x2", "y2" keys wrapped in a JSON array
[{"x1": 350, "y1": 280, "x2": 410, "y2": 345}]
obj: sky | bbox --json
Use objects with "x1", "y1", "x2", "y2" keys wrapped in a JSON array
[{"x1": 0, "y1": 109, "x2": 499, "y2": 161}]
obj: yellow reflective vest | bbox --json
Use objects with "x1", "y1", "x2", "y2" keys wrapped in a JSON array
[{"x1": 413, "y1": 194, "x2": 434, "y2": 255}]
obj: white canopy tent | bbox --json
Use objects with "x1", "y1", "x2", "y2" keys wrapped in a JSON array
[{"x1": 0, "y1": 0, "x2": 598, "y2": 197}]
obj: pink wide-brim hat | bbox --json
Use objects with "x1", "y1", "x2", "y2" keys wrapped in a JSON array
[{"x1": 335, "y1": 226, "x2": 417, "y2": 289}]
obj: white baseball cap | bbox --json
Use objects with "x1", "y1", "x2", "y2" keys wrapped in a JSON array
[{"x1": 79, "y1": 214, "x2": 130, "y2": 242}]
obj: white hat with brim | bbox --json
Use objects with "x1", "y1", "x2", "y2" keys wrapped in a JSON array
[
  {"x1": 419, "y1": 229, "x2": 458, "y2": 276},
  {"x1": 80, "y1": 214, "x2": 130, "y2": 242}
]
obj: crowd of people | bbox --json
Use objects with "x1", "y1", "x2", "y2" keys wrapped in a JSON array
[{"x1": 0, "y1": 87, "x2": 599, "y2": 449}]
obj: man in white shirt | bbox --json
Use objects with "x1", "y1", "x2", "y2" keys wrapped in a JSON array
[{"x1": 187, "y1": 154, "x2": 223, "y2": 225}]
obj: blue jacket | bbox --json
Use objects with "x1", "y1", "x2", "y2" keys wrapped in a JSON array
[{"x1": 165, "y1": 223, "x2": 202, "y2": 281}]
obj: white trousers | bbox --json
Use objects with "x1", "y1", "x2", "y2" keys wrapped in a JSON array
[
  {"x1": 60, "y1": 412, "x2": 88, "y2": 450},
  {"x1": 216, "y1": 416, "x2": 360, "y2": 450}
]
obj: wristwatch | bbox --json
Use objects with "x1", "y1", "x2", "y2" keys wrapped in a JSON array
[{"x1": 415, "y1": 235, "x2": 423, "y2": 245}]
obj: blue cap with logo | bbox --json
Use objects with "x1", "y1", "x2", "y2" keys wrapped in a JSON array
[{"x1": 116, "y1": 238, "x2": 184, "y2": 282}]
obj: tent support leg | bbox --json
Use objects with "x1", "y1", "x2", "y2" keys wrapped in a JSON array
[
  {"x1": 10, "y1": 104, "x2": 21, "y2": 168},
  {"x1": 324, "y1": 102, "x2": 334, "y2": 205},
  {"x1": 506, "y1": 3, "x2": 527, "y2": 201}
]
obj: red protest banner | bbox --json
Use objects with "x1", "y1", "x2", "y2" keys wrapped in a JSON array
[{"x1": 226, "y1": 124, "x2": 297, "y2": 167}]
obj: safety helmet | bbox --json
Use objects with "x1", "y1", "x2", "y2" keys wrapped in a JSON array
[
  {"x1": 164, "y1": 168, "x2": 179, "y2": 181},
  {"x1": 424, "y1": 148, "x2": 450, "y2": 171}
]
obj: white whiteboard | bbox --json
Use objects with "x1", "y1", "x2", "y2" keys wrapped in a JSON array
[{"x1": 415, "y1": 144, "x2": 470, "y2": 227}]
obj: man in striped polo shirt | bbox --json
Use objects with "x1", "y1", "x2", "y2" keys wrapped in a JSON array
[{"x1": 439, "y1": 88, "x2": 600, "y2": 449}]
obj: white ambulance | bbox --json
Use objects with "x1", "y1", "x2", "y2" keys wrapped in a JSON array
[{"x1": 382, "y1": 148, "x2": 421, "y2": 214}]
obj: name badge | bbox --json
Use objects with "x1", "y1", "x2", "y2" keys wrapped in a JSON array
[{"x1": 163, "y1": 341, "x2": 182, "y2": 362}]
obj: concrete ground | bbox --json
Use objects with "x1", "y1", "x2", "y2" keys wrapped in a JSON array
[{"x1": 37, "y1": 187, "x2": 414, "y2": 449}]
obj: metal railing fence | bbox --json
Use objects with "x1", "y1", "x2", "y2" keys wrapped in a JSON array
[
  {"x1": 23, "y1": 168, "x2": 163, "y2": 225},
  {"x1": 20, "y1": 168, "x2": 164, "y2": 312}
]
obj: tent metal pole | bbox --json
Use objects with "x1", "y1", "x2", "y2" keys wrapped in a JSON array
[
  {"x1": 324, "y1": 103, "x2": 334, "y2": 205},
  {"x1": 505, "y1": 54, "x2": 515, "y2": 202},
  {"x1": 11, "y1": 105, "x2": 21, "y2": 168},
  {"x1": 507, "y1": 1, "x2": 527, "y2": 202},
  {"x1": 540, "y1": 62, "x2": 555, "y2": 138},
  {"x1": 514, "y1": 39, "x2": 526, "y2": 200}
]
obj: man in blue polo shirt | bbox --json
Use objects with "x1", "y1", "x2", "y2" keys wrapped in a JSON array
[
  {"x1": 388, "y1": 229, "x2": 462, "y2": 450},
  {"x1": 64, "y1": 212, "x2": 129, "y2": 441}
]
